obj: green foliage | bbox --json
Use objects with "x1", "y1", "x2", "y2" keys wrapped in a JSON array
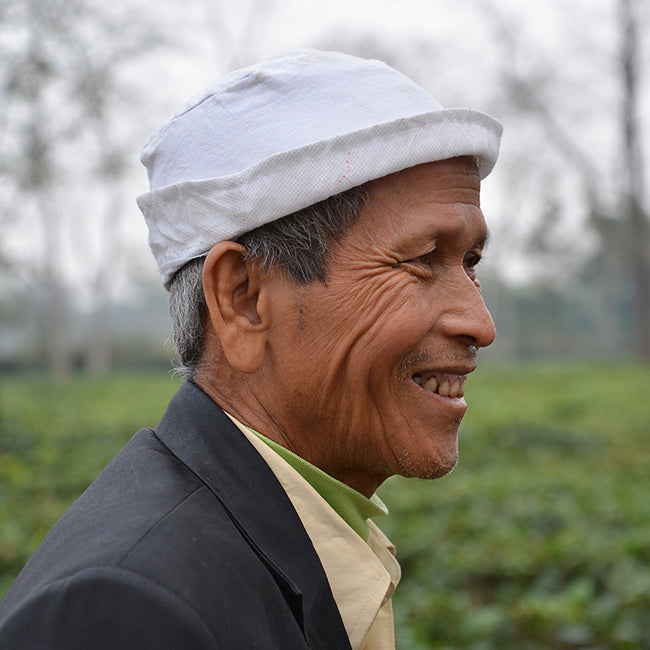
[
  {"x1": 378, "y1": 362, "x2": 650, "y2": 649},
  {"x1": 1, "y1": 364, "x2": 649, "y2": 648},
  {"x1": 0, "y1": 372, "x2": 180, "y2": 595}
]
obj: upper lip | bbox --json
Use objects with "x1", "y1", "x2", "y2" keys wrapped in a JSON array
[{"x1": 411, "y1": 361, "x2": 478, "y2": 382}]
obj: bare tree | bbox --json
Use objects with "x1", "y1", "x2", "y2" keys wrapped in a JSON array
[
  {"x1": 1, "y1": 0, "x2": 166, "y2": 378},
  {"x1": 619, "y1": 0, "x2": 649, "y2": 359},
  {"x1": 475, "y1": 0, "x2": 649, "y2": 360},
  {"x1": 199, "y1": 0, "x2": 277, "y2": 72}
]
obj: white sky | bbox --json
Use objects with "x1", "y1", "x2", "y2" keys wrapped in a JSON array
[
  {"x1": 2, "y1": 0, "x2": 648, "y2": 303},
  {"x1": 120, "y1": 0, "x2": 638, "y2": 287}
]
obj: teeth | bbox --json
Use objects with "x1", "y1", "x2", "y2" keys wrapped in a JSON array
[
  {"x1": 423, "y1": 376, "x2": 438, "y2": 393},
  {"x1": 414, "y1": 374, "x2": 466, "y2": 398}
]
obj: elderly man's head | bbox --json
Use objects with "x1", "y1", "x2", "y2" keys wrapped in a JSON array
[{"x1": 138, "y1": 49, "x2": 502, "y2": 495}]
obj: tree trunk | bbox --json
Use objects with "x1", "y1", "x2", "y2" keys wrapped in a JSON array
[
  {"x1": 620, "y1": 0, "x2": 650, "y2": 361},
  {"x1": 38, "y1": 197, "x2": 72, "y2": 381}
]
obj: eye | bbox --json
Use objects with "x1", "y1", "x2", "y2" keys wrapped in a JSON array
[
  {"x1": 464, "y1": 250, "x2": 483, "y2": 285},
  {"x1": 464, "y1": 251, "x2": 482, "y2": 271},
  {"x1": 398, "y1": 248, "x2": 439, "y2": 280},
  {"x1": 411, "y1": 249, "x2": 437, "y2": 267}
]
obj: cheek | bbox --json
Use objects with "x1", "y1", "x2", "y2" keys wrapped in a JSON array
[
  {"x1": 333, "y1": 299, "x2": 430, "y2": 410},
  {"x1": 292, "y1": 273, "x2": 429, "y2": 395},
  {"x1": 332, "y1": 290, "x2": 411, "y2": 365},
  {"x1": 357, "y1": 285, "x2": 432, "y2": 360}
]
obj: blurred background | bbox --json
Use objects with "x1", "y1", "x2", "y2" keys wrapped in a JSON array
[
  {"x1": 1, "y1": 0, "x2": 649, "y2": 372},
  {"x1": 1, "y1": 0, "x2": 649, "y2": 648}
]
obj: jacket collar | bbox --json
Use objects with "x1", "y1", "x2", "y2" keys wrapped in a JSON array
[{"x1": 154, "y1": 381, "x2": 351, "y2": 650}]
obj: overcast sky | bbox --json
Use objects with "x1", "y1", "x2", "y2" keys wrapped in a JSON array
[
  {"x1": 2, "y1": 0, "x2": 647, "y2": 297},
  {"x1": 119, "y1": 0, "x2": 640, "y2": 285}
]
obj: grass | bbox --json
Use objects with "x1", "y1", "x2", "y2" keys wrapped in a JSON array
[{"x1": 1, "y1": 362, "x2": 649, "y2": 648}]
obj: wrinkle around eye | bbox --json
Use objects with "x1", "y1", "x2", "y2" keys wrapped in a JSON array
[
  {"x1": 398, "y1": 260, "x2": 437, "y2": 282},
  {"x1": 412, "y1": 251, "x2": 437, "y2": 266}
]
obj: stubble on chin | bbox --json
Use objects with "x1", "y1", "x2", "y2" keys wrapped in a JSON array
[
  {"x1": 393, "y1": 418, "x2": 462, "y2": 481},
  {"x1": 396, "y1": 448, "x2": 459, "y2": 480}
]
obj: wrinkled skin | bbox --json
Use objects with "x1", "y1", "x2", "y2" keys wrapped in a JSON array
[{"x1": 199, "y1": 157, "x2": 496, "y2": 497}]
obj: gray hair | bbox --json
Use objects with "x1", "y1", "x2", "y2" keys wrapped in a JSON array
[{"x1": 168, "y1": 184, "x2": 369, "y2": 380}]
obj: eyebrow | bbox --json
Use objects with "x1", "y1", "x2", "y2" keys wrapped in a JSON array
[
  {"x1": 393, "y1": 216, "x2": 491, "y2": 256},
  {"x1": 429, "y1": 224, "x2": 491, "y2": 250}
]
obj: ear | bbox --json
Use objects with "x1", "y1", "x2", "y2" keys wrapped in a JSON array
[{"x1": 202, "y1": 241, "x2": 270, "y2": 373}]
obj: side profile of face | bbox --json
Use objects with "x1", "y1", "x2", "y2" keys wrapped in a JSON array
[{"x1": 248, "y1": 156, "x2": 496, "y2": 496}]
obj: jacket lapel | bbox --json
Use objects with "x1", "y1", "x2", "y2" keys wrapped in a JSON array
[{"x1": 154, "y1": 381, "x2": 351, "y2": 650}]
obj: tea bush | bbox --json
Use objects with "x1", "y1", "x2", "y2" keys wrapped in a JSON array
[
  {"x1": 379, "y1": 362, "x2": 650, "y2": 649},
  {"x1": 1, "y1": 363, "x2": 649, "y2": 648}
]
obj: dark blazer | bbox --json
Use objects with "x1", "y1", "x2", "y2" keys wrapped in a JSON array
[{"x1": 0, "y1": 382, "x2": 351, "y2": 649}]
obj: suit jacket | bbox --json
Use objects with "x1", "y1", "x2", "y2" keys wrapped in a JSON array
[{"x1": 0, "y1": 382, "x2": 351, "y2": 649}]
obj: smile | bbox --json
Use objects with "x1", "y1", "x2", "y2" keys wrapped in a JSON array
[{"x1": 412, "y1": 373, "x2": 467, "y2": 398}]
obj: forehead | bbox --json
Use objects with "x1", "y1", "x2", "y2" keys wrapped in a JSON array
[
  {"x1": 368, "y1": 156, "x2": 480, "y2": 210},
  {"x1": 358, "y1": 157, "x2": 485, "y2": 248}
]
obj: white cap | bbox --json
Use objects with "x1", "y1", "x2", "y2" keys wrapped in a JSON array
[{"x1": 137, "y1": 49, "x2": 502, "y2": 288}]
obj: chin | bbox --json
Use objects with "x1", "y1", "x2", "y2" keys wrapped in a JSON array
[{"x1": 395, "y1": 448, "x2": 459, "y2": 481}]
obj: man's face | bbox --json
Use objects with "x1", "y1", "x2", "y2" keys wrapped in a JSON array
[{"x1": 264, "y1": 157, "x2": 496, "y2": 496}]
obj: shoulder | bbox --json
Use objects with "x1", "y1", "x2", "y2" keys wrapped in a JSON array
[
  {"x1": 0, "y1": 566, "x2": 217, "y2": 650},
  {"x1": 0, "y1": 503, "x2": 311, "y2": 649},
  {"x1": 0, "y1": 428, "x2": 312, "y2": 648}
]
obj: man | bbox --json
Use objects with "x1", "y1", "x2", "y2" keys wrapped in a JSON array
[{"x1": 0, "y1": 49, "x2": 501, "y2": 648}]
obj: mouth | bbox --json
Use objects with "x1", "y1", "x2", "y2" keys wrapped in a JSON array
[{"x1": 412, "y1": 372, "x2": 467, "y2": 398}]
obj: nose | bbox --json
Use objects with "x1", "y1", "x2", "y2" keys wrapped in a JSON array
[{"x1": 438, "y1": 275, "x2": 496, "y2": 349}]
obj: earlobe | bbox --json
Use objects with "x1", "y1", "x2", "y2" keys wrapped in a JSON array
[{"x1": 202, "y1": 242, "x2": 270, "y2": 373}]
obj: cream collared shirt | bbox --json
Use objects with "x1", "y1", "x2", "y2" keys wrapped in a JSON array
[{"x1": 225, "y1": 413, "x2": 401, "y2": 650}]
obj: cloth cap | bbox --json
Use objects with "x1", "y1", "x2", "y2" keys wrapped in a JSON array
[{"x1": 137, "y1": 49, "x2": 502, "y2": 288}]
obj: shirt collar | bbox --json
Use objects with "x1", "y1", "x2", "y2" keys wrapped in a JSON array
[
  {"x1": 249, "y1": 428, "x2": 387, "y2": 541},
  {"x1": 223, "y1": 412, "x2": 401, "y2": 649}
]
